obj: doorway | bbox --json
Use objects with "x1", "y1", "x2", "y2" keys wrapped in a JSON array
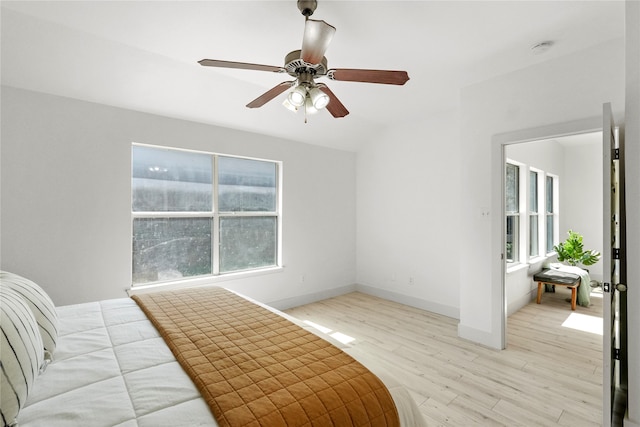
[
  {"x1": 496, "y1": 127, "x2": 606, "y2": 423},
  {"x1": 493, "y1": 107, "x2": 628, "y2": 426},
  {"x1": 492, "y1": 117, "x2": 605, "y2": 349},
  {"x1": 504, "y1": 131, "x2": 604, "y2": 317}
]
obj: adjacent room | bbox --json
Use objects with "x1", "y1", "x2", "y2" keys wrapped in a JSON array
[{"x1": 2, "y1": 1, "x2": 638, "y2": 426}]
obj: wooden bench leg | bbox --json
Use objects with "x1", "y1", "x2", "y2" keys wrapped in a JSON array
[
  {"x1": 537, "y1": 282, "x2": 543, "y2": 304},
  {"x1": 536, "y1": 279, "x2": 579, "y2": 310}
]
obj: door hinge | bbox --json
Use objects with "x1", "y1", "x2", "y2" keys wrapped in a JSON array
[
  {"x1": 614, "y1": 348, "x2": 621, "y2": 360},
  {"x1": 612, "y1": 248, "x2": 621, "y2": 259},
  {"x1": 613, "y1": 148, "x2": 620, "y2": 160}
]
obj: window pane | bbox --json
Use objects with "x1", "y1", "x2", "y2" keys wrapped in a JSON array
[
  {"x1": 529, "y1": 215, "x2": 539, "y2": 257},
  {"x1": 506, "y1": 164, "x2": 519, "y2": 212},
  {"x1": 218, "y1": 157, "x2": 276, "y2": 212},
  {"x1": 529, "y1": 171, "x2": 538, "y2": 212},
  {"x1": 546, "y1": 176, "x2": 554, "y2": 213},
  {"x1": 132, "y1": 145, "x2": 212, "y2": 212},
  {"x1": 219, "y1": 217, "x2": 277, "y2": 273},
  {"x1": 132, "y1": 218, "x2": 212, "y2": 284},
  {"x1": 506, "y1": 215, "x2": 519, "y2": 262},
  {"x1": 547, "y1": 214, "x2": 554, "y2": 253}
]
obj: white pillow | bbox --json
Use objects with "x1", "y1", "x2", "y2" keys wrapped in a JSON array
[
  {"x1": 0, "y1": 287, "x2": 45, "y2": 427},
  {"x1": 0, "y1": 271, "x2": 58, "y2": 357}
]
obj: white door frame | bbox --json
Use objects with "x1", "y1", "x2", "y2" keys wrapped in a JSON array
[{"x1": 491, "y1": 116, "x2": 603, "y2": 348}]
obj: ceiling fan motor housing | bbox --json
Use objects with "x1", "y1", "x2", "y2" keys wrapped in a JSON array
[
  {"x1": 284, "y1": 50, "x2": 328, "y2": 76},
  {"x1": 297, "y1": 0, "x2": 317, "y2": 17}
]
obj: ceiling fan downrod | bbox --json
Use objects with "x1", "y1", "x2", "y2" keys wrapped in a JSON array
[{"x1": 297, "y1": 0, "x2": 317, "y2": 17}]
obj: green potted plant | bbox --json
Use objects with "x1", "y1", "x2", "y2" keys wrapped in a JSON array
[{"x1": 553, "y1": 230, "x2": 601, "y2": 267}]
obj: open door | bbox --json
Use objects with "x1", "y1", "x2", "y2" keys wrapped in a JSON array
[{"x1": 602, "y1": 102, "x2": 627, "y2": 426}]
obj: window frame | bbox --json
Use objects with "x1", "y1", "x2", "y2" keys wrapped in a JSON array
[
  {"x1": 505, "y1": 162, "x2": 521, "y2": 264},
  {"x1": 545, "y1": 173, "x2": 559, "y2": 255},
  {"x1": 131, "y1": 143, "x2": 282, "y2": 288},
  {"x1": 528, "y1": 168, "x2": 542, "y2": 258},
  {"x1": 506, "y1": 157, "x2": 561, "y2": 270}
]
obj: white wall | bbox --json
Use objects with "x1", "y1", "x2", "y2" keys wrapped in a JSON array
[
  {"x1": 624, "y1": 1, "x2": 640, "y2": 424},
  {"x1": 0, "y1": 87, "x2": 357, "y2": 307},
  {"x1": 355, "y1": 109, "x2": 460, "y2": 318},
  {"x1": 560, "y1": 139, "x2": 604, "y2": 281},
  {"x1": 459, "y1": 37, "x2": 625, "y2": 348}
]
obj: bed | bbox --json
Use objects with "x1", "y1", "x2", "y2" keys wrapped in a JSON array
[{"x1": 1, "y1": 271, "x2": 426, "y2": 427}]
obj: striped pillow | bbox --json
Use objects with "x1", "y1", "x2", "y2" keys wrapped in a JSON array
[
  {"x1": 0, "y1": 271, "x2": 58, "y2": 357},
  {"x1": 1, "y1": 287, "x2": 44, "y2": 427}
]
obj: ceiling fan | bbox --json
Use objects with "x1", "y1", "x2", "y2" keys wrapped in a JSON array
[{"x1": 198, "y1": 0, "x2": 409, "y2": 119}]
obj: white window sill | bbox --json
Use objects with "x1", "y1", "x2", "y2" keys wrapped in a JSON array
[
  {"x1": 506, "y1": 263, "x2": 529, "y2": 274},
  {"x1": 128, "y1": 266, "x2": 284, "y2": 296},
  {"x1": 506, "y1": 253, "x2": 557, "y2": 275}
]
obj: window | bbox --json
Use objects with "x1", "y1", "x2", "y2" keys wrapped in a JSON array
[
  {"x1": 131, "y1": 144, "x2": 280, "y2": 286},
  {"x1": 546, "y1": 175, "x2": 556, "y2": 253},
  {"x1": 506, "y1": 158, "x2": 561, "y2": 267},
  {"x1": 505, "y1": 163, "x2": 520, "y2": 263},
  {"x1": 529, "y1": 170, "x2": 539, "y2": 257}
]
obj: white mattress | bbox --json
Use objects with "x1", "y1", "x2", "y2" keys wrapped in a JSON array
[{"x1": 19, "y1": 293, "x2": 426, "y2": 426}]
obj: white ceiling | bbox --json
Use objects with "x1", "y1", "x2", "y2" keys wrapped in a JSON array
[{"x1": 1, "y1": 1, "x2": 626, "y2": 151}]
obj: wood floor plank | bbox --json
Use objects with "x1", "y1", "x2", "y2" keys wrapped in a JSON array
[
  {"x1": 558, "y1": 409, "x2": 602, "y2": 427},
  {"x1": 447, "y1": 395, "x2": 516, "y2": 427},
  {"x1": 285, "y1": 288, "x2": 603, "y2": 426}
]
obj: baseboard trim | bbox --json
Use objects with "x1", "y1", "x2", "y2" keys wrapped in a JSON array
[
  {"x1": 458, "y1": 323, "x2": 503, "y2": 349},
  {"x1": 267, "y1": 284, "x2": 357, "y2": 310},
  {"x1": 507, "y1": 289, "x2": 536, "y2": 317},
  {"x1": 355, "y1": 284, "x2": 459, "y2": 319},
  {"x1": 267, "y1": 283, "x2": 460, "y2": 321}
]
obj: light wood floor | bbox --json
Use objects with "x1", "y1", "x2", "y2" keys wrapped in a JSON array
[{"x1": 285, "y1": 286, "x2": 603, "y2": 426}]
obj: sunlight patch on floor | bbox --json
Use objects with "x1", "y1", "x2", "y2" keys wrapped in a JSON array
[
  {"x1": 562, "y1": 312, "x2": 603, "y2": 335},
  {"x1": 590, "y1": 288, "x2": 603, "y2": 299},
  {"x1": 302, "y1": 320, "x2": 356, "y2": 344},
  {"x1": 303, "y1": 320, "x2": 332, "y2": 333},
  {"x1": 329, "y1": 332, "x2": 356, "y2": 345}
]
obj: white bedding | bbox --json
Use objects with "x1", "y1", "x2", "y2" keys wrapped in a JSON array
[{"x1": 19, "y1": 293, "x2": 426, "y2": 427}]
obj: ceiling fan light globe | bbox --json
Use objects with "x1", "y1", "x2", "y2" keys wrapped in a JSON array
[
  {"x1": 309, "y1": 87, "x2": 330, "y2": 109},
  {"x1": 288, "y1": 86, "x2": 307, "y2": 107},
  {"x1": 304, "y1": 97, "x2": 319, "y2": 114},
  {"x1": 282, "y1": 98, "x2": 299, "y2": 112}
]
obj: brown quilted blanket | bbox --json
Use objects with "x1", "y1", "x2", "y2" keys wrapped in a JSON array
[{"x1": 132, "y1": 287, "x2": 399, "y2": 427}]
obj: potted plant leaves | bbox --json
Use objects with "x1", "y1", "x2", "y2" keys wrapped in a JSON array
[{"x1": 553, "y1": 230, "x2": 601, "y2": 267}]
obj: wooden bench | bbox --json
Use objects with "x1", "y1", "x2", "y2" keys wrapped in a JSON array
[{"x1": 533, "y1": 269, "x2": 581, "y2": 310}]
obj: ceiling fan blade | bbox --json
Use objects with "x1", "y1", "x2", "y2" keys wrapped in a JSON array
[
  {"x1": 300, "y1": 19, "x2": 336, "y2": 64},
  {"x1": 317, "y1": 84, "x2": 349, "y2": 118},
  {"x1": 246, "y1": 82, "x2": 293, "y2": 108},
  {"x1": 329, "y1": 69, "x2": 410, "y2": 85},
  {"x1": 198, "y1": 59, "x2": 284, "y2": 73}
]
